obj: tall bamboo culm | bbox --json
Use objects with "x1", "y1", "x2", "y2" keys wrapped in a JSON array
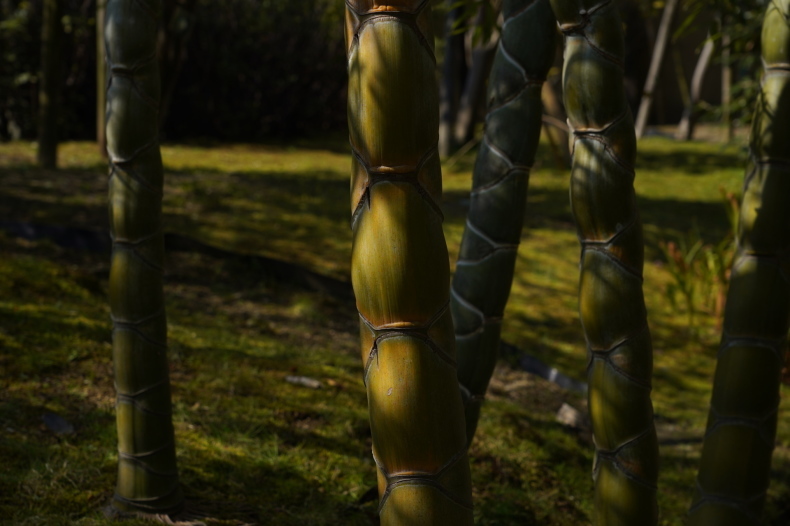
[
  {"x1": 689, "y1": 2, "x2": 790, "y2": 524},
  {"x1": 96, "y1": 0, "x2": 106, "y2": 156},
  {"x1": 106, "y1": 0, "x2": 183, "y2": 515},
  {"x1": 345, "y1": 1, "x2": 474, "y2": 523},
  {"x1": 549, "y1": 0, "x2": 658, "y2": 523},
  {"x1": 451, "y1": 0, "x2": 556, "y2": 443}
]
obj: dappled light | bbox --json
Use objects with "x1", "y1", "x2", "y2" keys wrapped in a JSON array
[
  {"x1": 4, "y1": 0, "x2": 790, "y2": 521},
  {"x1": 3, "y1": 120, "x2": 790, "y2": 522},
  {"x1": 2, "y1": 0, "x2": 790, "y2": 523}
]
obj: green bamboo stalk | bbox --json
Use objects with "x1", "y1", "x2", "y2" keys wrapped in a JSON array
[
  {"x1": 97, "y1": 0, "x2": 107, "y2": 156},
  {"x1": 106, "y1": 0, "x2": 183, "y2": 516},
  {"x1": 451, "y1": 0, "x2": 556, "y2": 443},
  {"x1": 346, "y1": 1, "x2": 474, "y2": 523},
  {"x1": 689, "y1": 2, "x2": 790, "y2": 524},
  {"x1": 549, "y1": 0, "x2": 658, "y2": 523}
]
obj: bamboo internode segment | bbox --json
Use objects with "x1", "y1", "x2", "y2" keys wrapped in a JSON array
[
  {"x1": 106, "y1": 0, "x2": 183, "y2": 515},
  {"x1": 689, "y1": 2, "x2": 790, "y2": 524},
  {"x1": 450, "y1": 0, "x2": 556, "y2": 442},
  {"x1": 549, "y1": 0, "x2": 658, "y2": 523},
  {"x1": 346, "y1": 1, "x2": 474, "y2": 523}
]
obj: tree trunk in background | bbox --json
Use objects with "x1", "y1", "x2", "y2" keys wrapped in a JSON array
[
  {"x1": 451, "y1": 0, "x2": 556, "y2": 443},
  {"x1": 541, "y1": 79, "x2": 571, "y2": 168},
  {"x1": 721, "y1": 25, "x2": 733, "y2": 141},
  {"x1": 671, "y1": 46, "x2": 691, "y2": 117},
  {"x1": 634, "y1": 0, "x2": 680, "y2": 139},
  {"x1": 345, "y1": 1, "x2": 474, "y2": 523},
  {"x1": 689, "y1": 2, "x2": 790, "y2": 523},
  {"x1": 37, "y1": 0, "x2": 61, "y2": 169},
  {"x1": 158, "y1": 0, "x2": 197, "y2": 133},
  {"x1": 676, "y1": 37, "x2": 715, "y2": 141},
  {"x1": 97, "y1": 0, "x2": 107, "y2": 156},
  {"x1": 453, "y1": 6, "x2": 498, "y2": 148},
  {"x1": 550, "y1": 0, "x2": 659, "y2": 523},
  {"x1": 453, "y1": 50, "x2": 496, "y2": 148},
  {"x1": 439, "y1": 1, "x2": 466, "y2": 157},
  {"x1": 106, "y1": 0, "x2": 183, "y2": 516}
]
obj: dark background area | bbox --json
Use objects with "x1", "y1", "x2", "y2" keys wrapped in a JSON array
[
  {"x1": 0, "y1": 0, "x2": 348, "y2": 143},
  {"x1": 0, "y1": 0, "x2": 768, "y2": 145}
]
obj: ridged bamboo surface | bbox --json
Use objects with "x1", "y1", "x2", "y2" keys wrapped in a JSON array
[
  {"x1": 106, "y1": 0, "x2": 183, "y2": 515},
  {"x1": 346, "y1": 0, "x2": 474, "y2": 523},
  {"x1": 689, "y1": 2, "x2": 790, "y2": 524},
  {"x1": 549, "y1": 0, "x2": 659, "y2": 524},
  {"x1": 451, "y1": 0, "x2": 556, "y2": 442}
]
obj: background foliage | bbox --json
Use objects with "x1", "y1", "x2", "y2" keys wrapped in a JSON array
[
  {"x1": 0, "y1": 0, "x2": 776, "y2": 142},
  {"x1": 165, "y1": 0, "x2": 347, "y2": 140},
  {"x1": 1, "y1": 0, "x2": 97, "y2": 141},
  {"x1": 673, "y1": 0, "x2": 768, "y2": 125},
  {"x1": 0, "y1": 0, "x2": 348, "y2": 142}
]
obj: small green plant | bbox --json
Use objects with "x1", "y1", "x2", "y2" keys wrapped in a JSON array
[
  {"x1": 660, "y1": 234, "x2": 704, "y2": 332},
  {"x1": 660, "y1": 187, "x2": 740, "y2": 335}
]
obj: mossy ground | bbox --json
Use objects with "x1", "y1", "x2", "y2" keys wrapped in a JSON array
[{"x1": 1, "y1": 135, "x2": 789, "y2": 525}]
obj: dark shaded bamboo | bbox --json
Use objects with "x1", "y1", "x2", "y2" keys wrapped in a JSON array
[
  {"x1": 37, "y1": 0, "x2": 61, "y2": 169},
  {"x1": 452, "y1": 2, "x2": 502, "y2": 150},
  {"x1": 451, "y1": 0, "x2": 557, "y2": 443},
  {"x1": 106, "y1": 0, "x2": 183, "y2": 515},
  {"x1": 453, "y1": 39, "x2": 497, "y2": 147},
  {"x1": 550, "y1": 0, "x2": 659, "y2": 523},
  {"x1": 97, "y1": 0, "x2": 107, "y2": 156},
  {"x1": 689, "y1": 2, "x2": 790, "y2": 524},
  {"x1": 439, "y1": 0, "x2": 466, "y2": 157},
  {"x1": 542, "y1": 79, "x2": 572, "y2": 169},
  {"x1": 346, "y1": 1, "x2": 474, "y2": 523}
]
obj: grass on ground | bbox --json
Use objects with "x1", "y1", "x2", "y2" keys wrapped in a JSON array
[{"x1": 1, "y1": 134, "x2": 789, "y2": 525}]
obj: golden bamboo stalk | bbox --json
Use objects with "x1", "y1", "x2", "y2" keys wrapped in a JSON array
[
  {"x1": 106, "y1": 0, "x2": 183, "y2": 515},
  {"x1": 689, "y1": 2, "x2": 790, "y2": 523},
  {"x1": 346, "y1": 1, "x2": 474, "y2": 523},
  {"x1": 550, "y1": 0, "x2": 659, "y2": 523}
]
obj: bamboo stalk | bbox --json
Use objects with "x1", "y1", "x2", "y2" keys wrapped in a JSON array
[
  {"x1": 676, "y1": 36, "x2": 715, "y2": 141},
  {"x1": 439, "y1": 0, "x2": 466, "y2": 158},
  {"x1": 634, "y1": 0, "x2": 680, "y2": 139},
  {"x1": 106, "y1": 0, "x2": 183, "y2": 515},
  {"x1": 550, "y1": 0, "x2": 659, "y2": 523},
  {"x1": 451, "y1": 0, "x2": 557, "y2": 443},
  {"x1": 345, "y1": 1, "x2": 474, "y2": 523},
  {"x1": 96, "y1": 0, "x2": 107, "y2": 156},
  {"x1": 721, "y1": 17, "x2": 733, "y2": 142},
  {"x1": 689, "y1": 2, "x2": 790, "y2": 523}
]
